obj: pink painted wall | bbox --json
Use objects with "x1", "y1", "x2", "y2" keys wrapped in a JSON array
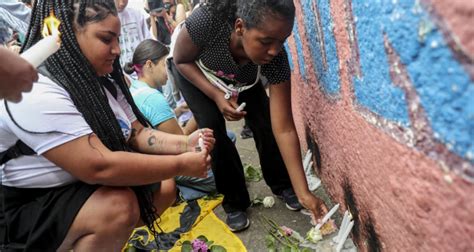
[{"x1": 288, "y1": 0, "x2": 474, "y2": 251}]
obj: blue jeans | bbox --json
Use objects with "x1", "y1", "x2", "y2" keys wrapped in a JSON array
[{"x1": 175, "y1": 170, "x2": 216, "y2": 201}]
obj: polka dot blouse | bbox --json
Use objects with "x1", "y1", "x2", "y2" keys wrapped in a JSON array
[{"x1": 185, "y1": 6, "x2": 291, "y2": 85}]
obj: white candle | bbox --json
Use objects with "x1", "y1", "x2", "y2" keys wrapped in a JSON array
[
  {"x1": 20, "y1": 34, "x2": 60, "y2": 68},
  {"x1": 336, "y1": 221, "x2": 354, "y2": 252},
  {"x1": 334, "y1": 210, "x2": 350, "y2": 243},
  {"x1": 303, "y1": 149, "x2": 312, "y2": 170},
  {"x1": 306, "y1": 161, "x2": 313, "y2": 172},
  {"x1": 236, "y1": 102, "x2": 246, "y2": 112},
  {"x1": 198, "y1": 134, "x2": 205, "y2": 151},
  {"x1": 315, "y1": 203, "x2": 339, "y2": 230}
]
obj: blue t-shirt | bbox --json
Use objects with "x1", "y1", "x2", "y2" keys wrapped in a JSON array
[{"x1": 130, "y1": 79, "x2": 175, "y2": 127}]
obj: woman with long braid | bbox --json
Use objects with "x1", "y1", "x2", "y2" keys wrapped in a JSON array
[
  {"x1": 171, "y1": 0, "x2": 327, "y2": 231},
  {"x1": 0, "y1": 0, "x2": 214, "y2": 250}
]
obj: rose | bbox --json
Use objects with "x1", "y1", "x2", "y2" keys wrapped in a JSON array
[
  {"x1": 306, "y1": 227, "x2": 323, "y2": 243},
  {"x1": 263, "y1": 196, "x2": 275, "y2": 208},
  {"x1": 281, "y1": 226, "x2": 293, "y2": 236}
]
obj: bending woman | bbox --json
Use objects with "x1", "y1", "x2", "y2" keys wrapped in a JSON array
[
  {"x1": 0, "y1": 1, "x2": 214, "y2": 251},
  {"x1": 172, "y1": 0, "x2": 326, "y2": 232}
]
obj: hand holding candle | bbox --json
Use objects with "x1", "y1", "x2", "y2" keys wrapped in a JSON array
[
  {"x1": 192, "y1": 128, "x2": 215, "y2": 152},
  {"x1": 315, "y1": 203, "x2": 339, "y2": 230},
  {"x1": 198, "y1": 134, "x2": 205, "y2": 151},
  {"x1": 236, "y1": 102, "x2": 246, "y2": 112}
]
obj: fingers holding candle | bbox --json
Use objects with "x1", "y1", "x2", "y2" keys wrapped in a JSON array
[
  {"x1": 236, "y1": 102, "x2": 246, "y2": 112},
  {"x1": 198, "y1": 128, "x2": 215, "y2": 151},
  {"x1": 189, "y1": 128, "x2": 215, "y2": 152}
]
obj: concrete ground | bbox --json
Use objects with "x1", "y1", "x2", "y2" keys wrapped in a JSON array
[{"x1": 214, "y1": 120, "x2": 357, "y2": 252}]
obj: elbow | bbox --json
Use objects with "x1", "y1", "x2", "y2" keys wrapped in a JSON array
[
  {"x1": 81, "y1": 152, "x2": 114, "y2": 184},
  {"x1": 271, "y1": 122, "x2": 295, "y2": 137},
  {"x1": 173, "y1": 57, "x2": 182, "y2": 68},
  {"x1": 173, "y1": 56, "x2": 190, "y2": 70}
]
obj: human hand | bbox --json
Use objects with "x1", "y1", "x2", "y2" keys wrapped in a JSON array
[
  {"x1": 188, "y1": 128, "x2": 215, "y2": 152},
  {"x1": 177, "y1": 147, "x2": 211, "y2": 178},
  {"x1": 215, "y1": 95, "x2": 246, "y2": 121},
  {"x1": 298, "y1": 191, "x2": 328, "y2": 221},
  {"x1": 0, "y1": 48, "x2": 37, "y2": 103}
]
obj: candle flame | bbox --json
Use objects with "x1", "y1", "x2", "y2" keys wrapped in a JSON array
[{"x1": 42, "y1": 12, "x2": 61, "y2": 38}]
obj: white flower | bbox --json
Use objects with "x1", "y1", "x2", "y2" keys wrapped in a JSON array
[
  {"x1": 306, "y1": 227, "x2": 323, "y2": 243},
  {"x1": 263, "y1": 196, "x2": 275, "y2": 208}
]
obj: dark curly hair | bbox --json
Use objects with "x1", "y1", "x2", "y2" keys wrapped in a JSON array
[{"x1": 206, "y1": 0, "x2": 295, "y2": 28}]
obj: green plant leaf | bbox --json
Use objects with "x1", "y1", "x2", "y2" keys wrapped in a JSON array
[
  {"x1": 290, "y1": 246, "x2": 300, "y2": 252},
  {"x1": 301, "y1": 248, "x2": 313, "y2": 252},
  {"x1": 265, "y1": 234, "x2": 276, "y2": 249},
  {"x1": 251, "y1": 197, "x2": 263, "y2": 206},
  {"x1": 282, "y1": 245, "x2": 292, "y2": 252},
  {"x1": 202, "y1": 192, "x2": 221, "y2": 200},
  {"x1": 244, "y1": 163, "x2": 263, "y2": 182},
  {"x1": 181, "y1": 241, "x2": 192, "y2": 252},
  {"x1": 210, "y1": 245, "x2": 227, "y2": 252},
  {"x1": 206, "y1": 240, "x2": 215, "y2": 246},
  {"x1": 197, "y1": 235, "x2": 208, "y2": 242}
]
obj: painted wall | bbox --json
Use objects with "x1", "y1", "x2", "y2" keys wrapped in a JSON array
[{"x1": 287, "y1": 0, "x2": 474, "y2": 251}]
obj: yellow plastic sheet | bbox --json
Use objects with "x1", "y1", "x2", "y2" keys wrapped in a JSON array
[{"x1": 125, "y1": 196, "x2": 247, "y2": 252}]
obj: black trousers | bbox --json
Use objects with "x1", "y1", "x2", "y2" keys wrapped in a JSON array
[{"x1": 171, "y1": 62, "x2": 292, "y2": 212}]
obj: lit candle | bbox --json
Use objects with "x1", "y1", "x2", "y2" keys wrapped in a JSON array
[
  {"x1": 20, "y1": 12, "x2": 61, "y2": 68},
  {"x1": 20, "y1": 35, "x2": 60, "y2": 68},
  {"x1": 336, "y1": 221, "x2": 354, "y2": 252},
  {"x1": 315, "y1": 203, "x2": 339, "y2": 230},
  {"x1": 236, "y1": 102, "x2": 246, "y2": 112}
]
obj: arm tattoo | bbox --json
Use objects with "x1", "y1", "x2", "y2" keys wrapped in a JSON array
[
  {"x1": 147, "y1": 135, "x2": 157, "y2": 146},
  {"x1": 147, "y1": 131, "x2": 166, "y2": 153}
]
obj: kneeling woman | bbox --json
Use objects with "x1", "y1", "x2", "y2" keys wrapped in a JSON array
[{"x1": 0, "y1": 1, "x2": 214, "y2": 251}]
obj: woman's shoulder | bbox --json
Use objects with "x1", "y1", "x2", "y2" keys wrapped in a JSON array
[
  {"x1": 27, "y1": 74, "x2": 71, "y2": 101},
  {"x1": 185, "y1": 5, "x2": 230, "y2": 48},
  {"x1": 2, "y1": 74, "x2": 74, "y2": 115},
  {"x1": 185, "y1": 4, "x2": 221, "y2": 28}
]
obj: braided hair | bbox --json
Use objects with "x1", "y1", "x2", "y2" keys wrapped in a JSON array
[
  {"x1": 21, "y1": 0, "x2": 162, "y2": 242},
  {"x1": 206, "y1": 0, "x2": 295, "y2": 28}
]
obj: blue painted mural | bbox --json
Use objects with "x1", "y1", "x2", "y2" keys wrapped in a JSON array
[
  {"x1": 351, "y1": 1, "x2": 411, "y2": 126},
  {"x1": 289, "y1": 0, "x2": 473, "y2": 162},
  {"x1": 292, "y1": 20, "x2": 307, "y2": 79},
  {"x1": 300, "y1": 0, "x2": 341, "y2": 95},
  {"x1": 351, "y1": 0, "x2": 473, "y2": 161},
  {"x1": 284, "y1": 43, "x2": 294, "y2": 71}
]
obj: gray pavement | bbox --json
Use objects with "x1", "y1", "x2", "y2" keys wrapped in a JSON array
[{"x1": 214, "y1": 121, "x2": 357, "y2": 252}]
